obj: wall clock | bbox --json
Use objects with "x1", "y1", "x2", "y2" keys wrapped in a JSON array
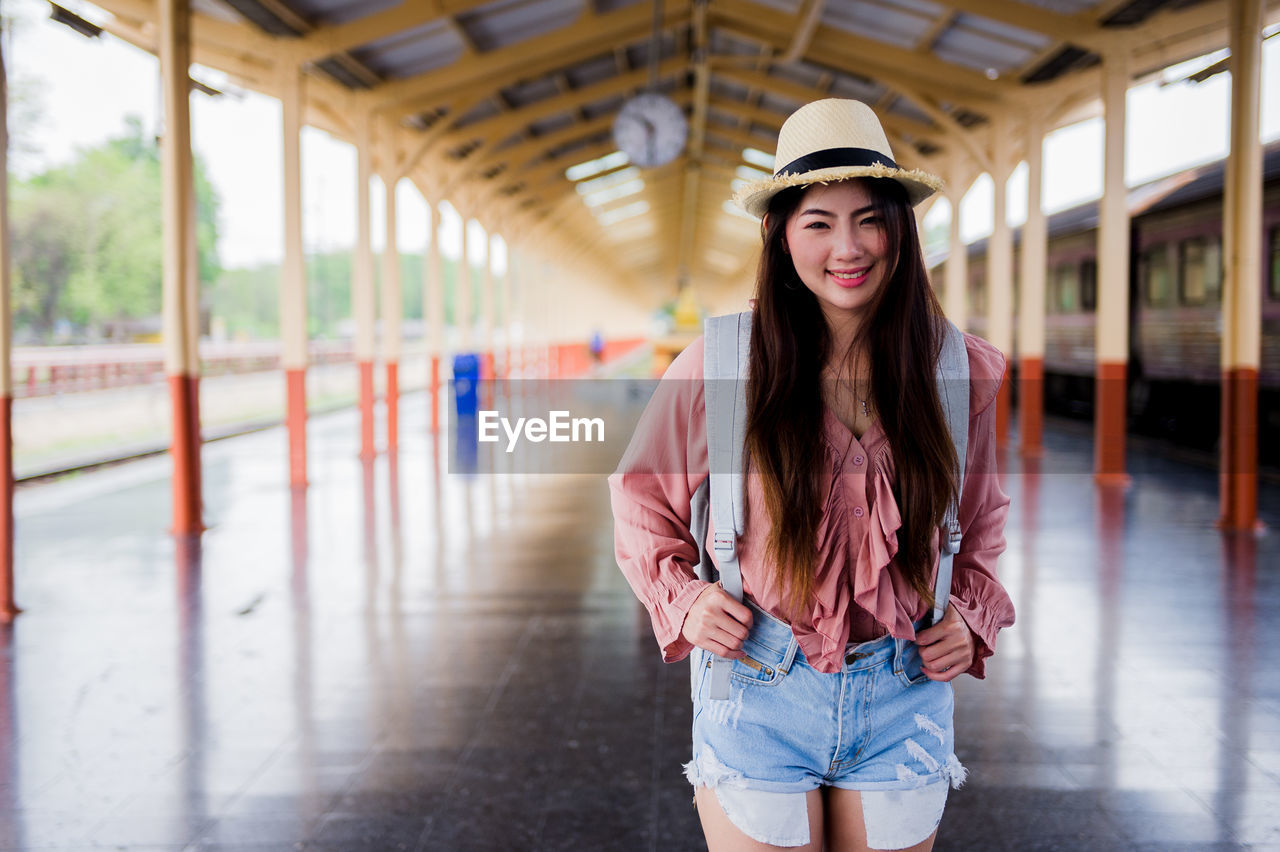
[{"x1": 612, "y1": 93, "x2": 688, "y2": 169}]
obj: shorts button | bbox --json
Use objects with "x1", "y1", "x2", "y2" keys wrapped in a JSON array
[{"x1": 853, "y1": 506, "x2": 865, "y2": 518}]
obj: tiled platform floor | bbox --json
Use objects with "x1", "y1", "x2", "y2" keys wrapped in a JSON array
[{"x1": 2, "y1": 390, "x2": 1279, "y2": 850}]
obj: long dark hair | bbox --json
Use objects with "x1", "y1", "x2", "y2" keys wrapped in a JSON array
[{"x1": 744, "y1": 177, "x2": 958, "y2": 617}]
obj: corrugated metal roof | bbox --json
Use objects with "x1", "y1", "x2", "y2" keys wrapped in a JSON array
[{"x1": 87, "y1": 0, "x2": 1239, "y2": 292}]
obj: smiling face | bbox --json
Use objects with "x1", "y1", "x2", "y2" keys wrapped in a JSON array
[{"x1": 782, "y1": 180, "x2": 892, "y2": 335}]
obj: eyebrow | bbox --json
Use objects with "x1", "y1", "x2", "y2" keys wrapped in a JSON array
[{"x1": 798, "y1": 205, "x2": 875, "y2": 218}]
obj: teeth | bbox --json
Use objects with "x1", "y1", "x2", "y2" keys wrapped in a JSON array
[{"x1": 831, "y1": 270, "x2": 866, "y2": 280}]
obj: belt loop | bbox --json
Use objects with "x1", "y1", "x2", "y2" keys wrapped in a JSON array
[{"x1": 780, "y1": 635, "x2": 799, "y2": 674}]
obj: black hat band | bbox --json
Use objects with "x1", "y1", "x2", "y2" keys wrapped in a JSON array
[{"x1": 775, "y1": 146, "x2": 897, "y2": 177}]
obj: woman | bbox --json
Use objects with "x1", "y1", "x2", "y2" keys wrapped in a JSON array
[{"x1": 609, "y1": 99, "x2": 1014, "y2": 851}]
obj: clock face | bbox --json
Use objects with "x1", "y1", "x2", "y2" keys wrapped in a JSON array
[{"x1": 612, "y1": 94, "x2": 688, "y2": 169}]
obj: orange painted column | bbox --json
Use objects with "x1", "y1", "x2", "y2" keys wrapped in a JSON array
[
  {"x1": 0, "y1": 398, "x2": 16, "y2": 623},
  {"x1": 1094, "y1": 52, "x2": 1131, "y2": 486},
  {"x1": 359, "y1": 362, "x2": 375, "y2": 458},
  {"x1": 381, "y1": 166, "x2": 402, "y2": 454},
  {"x1": 987, "y1": 114, "x2": 1015, "y2": 449},
  {"x1": 280, "y1": 63, "x2": 308, "y2": 488},
  {"x1": 1019, "y1": 357, "x2": 1044, "y2": 457},
  {"x1": 386, "y1": 362, "x2": 399, "y2": 453},
  {"x1": 1095, "y1": 362, "x2": 1128, "y2": 484},
  {"x1": 1221, "y1": 369, "x2": 1259, "y2": 528},
  {"x1": 1019, "y1": 109, "x2": 1049, "y2": 458},
  {"x1": 168, "y1": 375, "x2": 202, "y2": 533},
  {"x1": 425, "y1": 198, "x2": 445, "y2": 435},
  {"x1": 354, "y1": 116, "x2": 377, "y2": 459},
  {"x1": 286, "y1": 369, "x2": 307, "y2": 487},
  {"x1": 430, "y1": 355, "x2": 441, "y2": 434},
  {"x1": 1219, "y1": 0, "x2": 1264, "y2": 531},
  {"x1": 0, "y1": 31, "x2": 18, "y2": 621},
  {"x1": 159, "y1": 0, "x2": 202, "y2": 534}
]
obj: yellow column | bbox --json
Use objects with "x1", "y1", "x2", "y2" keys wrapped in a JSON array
[
  {"x1": 944, "y1": 158, "x2": 969, "y2": 329},
  {"x1": 1094, "y1": 51, "x2": 1131, "y2": 485},
  {"x1": 382, "y1": 174, "x2": 402, "y2": 452},
  {"x1": 458, "y1": 215, "x2": 473, "y2": 351},
  {"x1": 1019, "y1": 109, "x2": 1048, "y2": 458},
  {"x1": 159, "y1": 0, "x2": 202, "y2": 534},
  {"x1": 1220, "y1": 0, "x2": 1264, "y2": 530},
  {"x1": 354, "y1": 118, "x2": 377, "y2": 458},
  {"x1": 425, "y1": 198, "x2": 444, "y2": 433},
  {"x1": 480, "y1": 229, "x2": 494, "y2": 378},
  {"x1": 280, "y1": 64, "x2": 307, "y2": 488},
  {"x1": 496, "y1": 237, "x2": 511, "y2": 380},
  {"x1": 0, "y1": 26, "x2": 18, "y2": 620},
  {"x1": 988, "y1": 115, "x2": 1015, "y2": 447}
]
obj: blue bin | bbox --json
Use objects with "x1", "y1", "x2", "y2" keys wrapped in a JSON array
[{"x1": 453, "y1": 353, "x2": 480, "y2": 418}]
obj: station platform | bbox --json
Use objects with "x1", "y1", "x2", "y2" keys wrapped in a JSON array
[{"x1": 2, "y1": 387, "x2": 1279, "y2": 851}]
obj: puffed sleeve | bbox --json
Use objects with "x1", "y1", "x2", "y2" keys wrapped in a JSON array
[
  {"x1": 608, "y1": 337, "x2": 712, "y2": 662},
  {"x1": 949, "y1": 335, "x2": 1016, "y2": 679}
]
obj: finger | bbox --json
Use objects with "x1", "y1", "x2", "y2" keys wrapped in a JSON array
[
  {"x1": 721, "y1": 597, "x2": 754, "y2": 630},
  {"x1": 923, "y1": 649, "x2": 971, "y2": 674},
  {"x1": 923, "y1": 664, "x2": 963, "y2": 683},
  {"x1": 710, "y1": 625, "x2": 747, "y2": 652},
  {"x1": 699, "y1": 638, "x2": 744, "y2": 659},
  {"x1": 713, "y1": 614, "x2": 751, "y2": 643}
]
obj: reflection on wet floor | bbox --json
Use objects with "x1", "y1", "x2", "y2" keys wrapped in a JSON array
[{"x1": 1, "y1": 389, "x2": 1278, "y2": 850}]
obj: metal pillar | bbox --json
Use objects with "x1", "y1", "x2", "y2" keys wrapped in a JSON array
[
  {"x1": 988, "y1": 115, "x2": 1015, "y2": 448},
  {"x1": 159, "y1": 0, "x2": 202, "y2": 533},
  {"x1": 280, "y1": 65, "x2": 307, "y2": 488},
  {"x1": 1094, "y1": 52, "x2": 1131, "y2": 485},
  {"x1": 0, "y1": 26, "x2": 18, "y2": 621},
  {"x1": 1220, "y1": 0, "x2": 1264, "y2": 530},
  {"x1": 354, "y1": 119, "x2": 377, "y2": 458},
  {"x1": 382, "y1": 174, "x2": 402, "y2": 453},
  {"x1": 944, "y1": 158, "x2": 969, "y2": 329},
  {"x1": 1019, "y1": 110, "x2": 1048, "y2": 458}
]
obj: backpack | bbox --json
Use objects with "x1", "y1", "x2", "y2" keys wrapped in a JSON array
[{"x1": 689, "y1": 311, "x2": 970, "y2": 699}]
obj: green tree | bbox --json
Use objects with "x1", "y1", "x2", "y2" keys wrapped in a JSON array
[{"x1": 10, "y1": 116, "x2": 221, "y2": 340}]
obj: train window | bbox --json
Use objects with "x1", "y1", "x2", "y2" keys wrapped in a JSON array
[
  {"x1": 1270, "y1": 227, "x2": 1280, "y2": 301},
  {"x1": 1053, "y1": 263, "x2": 1078, "y2": 313},
  {"x1": 1142, "y1": 244, "x2": 1175, "y2": 307},
  {"x1": 1179, "y1": 238, "x2": 1222, "y2": 306},
  {"x1": 1080, "y1": 259, "x2": 1097, "y2": 312}
]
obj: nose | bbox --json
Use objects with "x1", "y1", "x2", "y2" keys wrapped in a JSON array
[{"x1": 833, "y1": 223, "x2": 864, "y2": 261}]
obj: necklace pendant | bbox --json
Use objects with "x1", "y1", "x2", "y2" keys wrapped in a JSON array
[{"x1": 860, "y1": 399, "x2": 870, "y2": 417}]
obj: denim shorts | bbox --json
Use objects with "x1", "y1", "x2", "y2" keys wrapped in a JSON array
[{"x1": 683, "y1": 600, "x2": 966, "y2": 847}]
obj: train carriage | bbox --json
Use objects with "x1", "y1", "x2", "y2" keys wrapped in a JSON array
[{"x1": 948, "y1": 140, "x2": 1280, "y2": 461}]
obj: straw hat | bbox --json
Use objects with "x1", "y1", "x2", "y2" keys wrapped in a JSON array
[{"x1": 734, "y1": 99, "x2": 943, "y2": 218}]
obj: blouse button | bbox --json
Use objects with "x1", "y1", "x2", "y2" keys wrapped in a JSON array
[
  {"x1": 853, "y1": 506, "x2": 865, "y2": 518},
  {"x1": 853, "y1": 454, "x2": 865, "y2": 466}
]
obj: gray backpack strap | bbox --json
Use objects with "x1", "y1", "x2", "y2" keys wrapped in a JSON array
[
  {"x1": 932, "y1": 320, "x2": 969, "y2": 626},
  {"x1": 703, "y1": 311, "x2": 752, "y2": 699}
]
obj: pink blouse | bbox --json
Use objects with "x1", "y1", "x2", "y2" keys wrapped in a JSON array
[{"x1": 608, "y1": 331, "x2": 1015, "y2": 677}]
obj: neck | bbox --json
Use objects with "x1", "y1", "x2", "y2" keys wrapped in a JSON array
[{"x1": 822, "y1": 310, "x2": 865, "y2": 371}]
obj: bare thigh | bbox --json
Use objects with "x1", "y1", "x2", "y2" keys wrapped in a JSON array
[
  {"x1": 822, "y1": 787, "x2": 938, "y2": 852},
  {"x1": 694, "y1": 786, "x2": 826, "y2": 852}
]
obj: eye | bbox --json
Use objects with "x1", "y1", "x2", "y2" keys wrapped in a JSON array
[
  {"x1": 860, "y1": 216, "x2": 882, "y2": 227},
  {"x1": 804, "y1": 221, "x2": 829, "y2": 230}
]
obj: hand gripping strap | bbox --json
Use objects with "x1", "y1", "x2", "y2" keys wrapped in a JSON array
[
  {"x1": 932, "y1": 321, "x2": 969, "y2": 626},
  {"x1": 703, "y1": 312, "x2": 752, "y2": 699}
]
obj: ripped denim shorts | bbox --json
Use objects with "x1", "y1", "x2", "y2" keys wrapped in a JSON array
[{"x1": 684, "y1": 600, "x2": 967, "y2": 849}]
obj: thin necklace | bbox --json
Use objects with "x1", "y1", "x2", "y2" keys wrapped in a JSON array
[{"x1": 828, "y1": 366, "x2": 872, "y2": 417}]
